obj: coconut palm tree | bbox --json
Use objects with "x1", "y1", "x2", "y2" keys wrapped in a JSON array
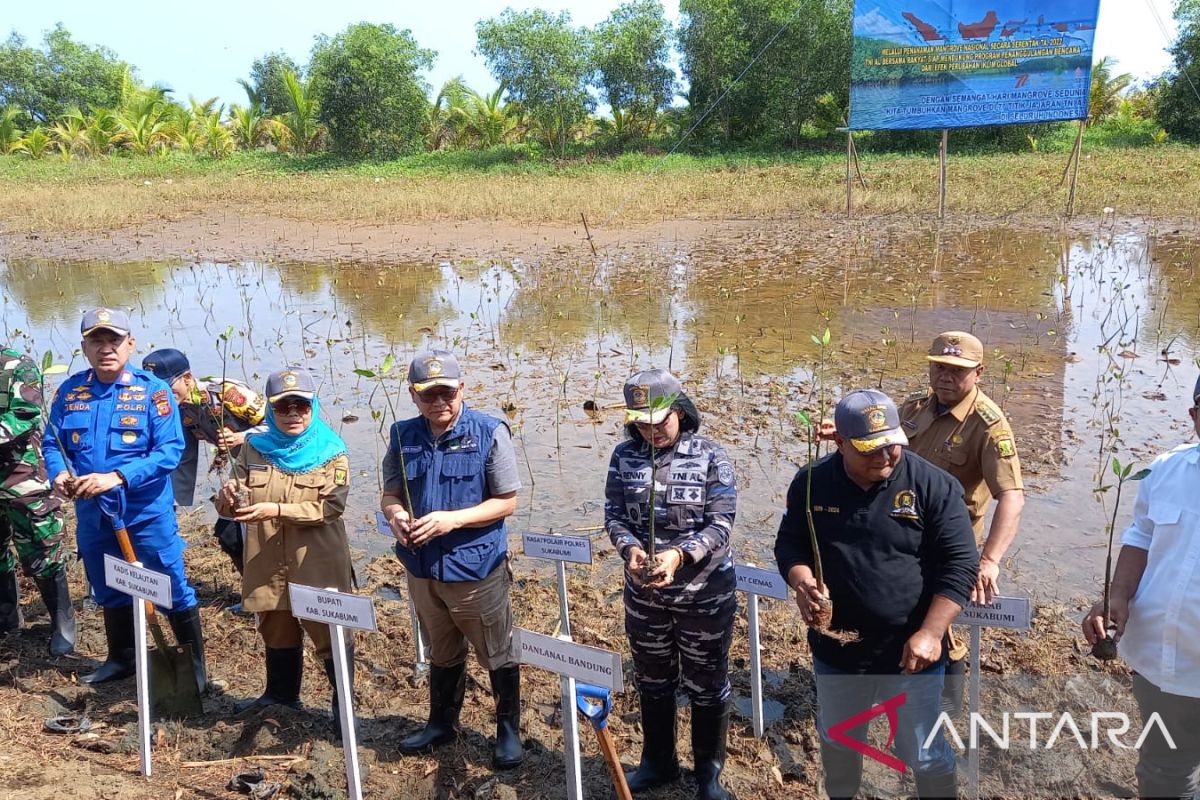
[
  {"x1": 115, "y1": 87, "x2": 178, "y2": 155},
  {"x1": 83, "y1": 109, "x2": 120, "y2": 157},
  {"x1": 203, "y1": 111, "x2": 234, "y2": 158},
  {"x1": 1089, "y1": 56, "x2": 1134, "y2": 125},
  {"x1": 14, "y1": 126, "x2": 52, "y2": 159},
  {"x1": 0, "y1": 107, "x2": 26, "y2": 154},
  {"x1": 425, "y1": 78, "x2": 471, "y2": 150},
  {"x1": 49, "y1": 109, "x2": 90, "y2": 159},
  {"x1": 459, "y1": 85, "x2": 521, "y2": 148},
  {"x1": 276, "y1": 69, "x2": 319, "y2": 155}
]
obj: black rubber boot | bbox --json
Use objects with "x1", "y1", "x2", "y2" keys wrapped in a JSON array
[
  {"x1": 940, "y1": 657, "x2": 966, "y2": 716},
  {"x1": 34, "y1": 571, "x2": 76, "y2": 656},
  {"x1": 81, "y1": 605, "x2": 135, "y2": 684},
  {"x1": 691, "y1": 702, "x2": 733, "y2": 800},
  {"x1": 398, "y1": 661, "x2": 467, "y2": 753},
  {"x1": 324, "y1": 645, "x2": 356, "y2": 740},
  {"x1": 235, "y1": 646, "x2": 304, "y2": 712},
  {"x1": 167, "y1": 606, "x2": 208, "y2": 694},
  {"x1": 915, "y1": 769, "x2": 958, "y2": 800},
  {"x1": 819, "y1": 738, "x2": 863, "y2": 800},
  {"x1": 489, "y1": 666, "x2": 523, "y2": 769},
  {"x1": 0, "y1": 569, "x2": 22, "y2": 635},
  {"x1": 626, "y1": 692, "x2": 681, "y2": 792}
]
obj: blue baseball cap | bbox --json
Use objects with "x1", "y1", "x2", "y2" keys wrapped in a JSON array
[
  {"x1": 265, "y1": 367, "x2": 317, "y2": 403},
  {"x1": 142, "y1": 349, "x2": 191, "y2": 384},
  {"x1": 408, "y1": 350, "x2": 462, "y2": 392},
  {"x1": 81, "y1": 307, "x2": 131, "y2": 337},
  {"x1": 834, "y1": 389, "x2": 909, "y2": 454}
]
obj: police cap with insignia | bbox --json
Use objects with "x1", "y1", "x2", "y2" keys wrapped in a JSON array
[
  {"x1": 834, "y1": 388, "x2": 909, "y2": 454},
  {"x1": 264, "y1": 367, "x2": 317, "y2": 403},
  {"x1": 623, "y1": 368, "x2": 683, "y2": 425},
  {"x1": 409, "y1": 350, "x2": 462, "y2": 392},
  {"x1": 927, "y1": 331, "x2": 983, "y2": 369},
  {"x1": 81, "y1": 307, "x2": 132, "y2": 338},
  {"x1": 142, "y1": 348, "x2": 190, "y2": 385}
]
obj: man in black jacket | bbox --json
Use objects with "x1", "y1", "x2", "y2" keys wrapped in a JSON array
[{"x1": 775, "y1": 389, "x2": 977, "y2": 799}]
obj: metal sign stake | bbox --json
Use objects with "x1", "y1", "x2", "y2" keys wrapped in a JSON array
[
  {"x1": 331, "y1": 624, "x2": 363, "y2": 800},
  {"x1": 557, "y1": 559, "x2": 584, "y2": 800},
  {"x1": 133, "y1": 597, "x2": 152, "y2": 777},
  {"x1": 747, "y1": 591, "x2": 765, "y2": 738},
  {"x1": 969, "y1": 625, "x2": 982, "y2": 799}
]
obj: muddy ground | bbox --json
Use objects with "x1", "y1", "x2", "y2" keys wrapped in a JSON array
[{"x1": 0, "y1": 517, "x2": 1139, "y2": 800}]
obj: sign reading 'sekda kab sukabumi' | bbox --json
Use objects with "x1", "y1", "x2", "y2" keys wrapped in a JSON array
[{"x1": 849, "y1": 0, "x2": 1101, "y2": 130}]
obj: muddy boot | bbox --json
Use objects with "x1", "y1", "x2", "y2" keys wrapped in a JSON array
[
  {"x1": 940, "y1": 657, "x2": 966, "y2": 716},
  {"x1": 323, "y1": 646, "x2": 355, "y2": 740},
  {"x1": 167, "y1": 606, "x2": 207, "y2": 694},
  {"x1": 81, "y1": 605, "x2": 135, "y2": 684},
  {"x1": 691, "y1": 702, "x2": 732, "y2": 800},
  {"x1": 626, "y1": 692, "x2": 681, "y2": 792},
  {"x1": 915, "y1": 769, "x2": 958, "y2": 800},
  {"x1": 0, "y1": 569, "x2": 22, "y2": 636},
  {"x1": 34, "y1": 571, "x2": 76, "y2": 656},
  {"x1": 489, "y1": 666, "x2": 523, "y2": 769},
  {"x1": 235, "y1": 647, "x2": 304, "y2": 712},
  {"x1": 398, "y1": 661, "x2": 466, "y2": 753},
  {"x1": 819, "y1": 738, "x2": 863, "y2": 800}
]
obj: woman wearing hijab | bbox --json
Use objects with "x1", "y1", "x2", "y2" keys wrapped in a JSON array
[
  {"x1": 604, "y1": 369, "x2": 738, "y2": 800},
  {"x1": 214, "y1": 367, "x2": 354, "y2": 731}
]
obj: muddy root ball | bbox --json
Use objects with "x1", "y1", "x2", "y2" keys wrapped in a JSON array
[
  {"x1": 1091, "y1": 637, "x2": 1119, "y2": 661},
  {"x1": 810, "y1": 594, "x2": 833, "y2": 631}
]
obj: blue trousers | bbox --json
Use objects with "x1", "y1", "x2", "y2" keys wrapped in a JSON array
[
  {"x1": 814, "y1": 656, "x2": 956, "y2": 794},
  {"x1": 79, "y1": 513, "x2": 197, "y2": 611}
]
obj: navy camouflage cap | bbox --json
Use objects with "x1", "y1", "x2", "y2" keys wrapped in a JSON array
[
  {"x1": 623, "y1": 368, "x2": 683, "y2": 425},
  {"x1": 834, "y1": 388, "x2": 909, "y2": 454},
  {"x1": 81, "y1": 307, "x2": 131, "y2": 337},
  {"x1": 408, "y1": 350, "x2": 462, "y2": 392},
  {"x1": 142, "y1": 349, "x2": 190, "y2": 384},
  {"x1": 265, "y1": 367, "x2": 317, "y2": 403}
]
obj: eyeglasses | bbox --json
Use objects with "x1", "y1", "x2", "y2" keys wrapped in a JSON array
[
  {"x1": 416, "y1": 386, "x2": 459, "y2": 404},
  {"x1": 272, "y1": 399, "x2": 312, "y2": 416}
]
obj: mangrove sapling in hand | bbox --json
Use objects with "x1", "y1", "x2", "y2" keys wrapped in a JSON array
[
  {"x1": 354, "y1": 353, "x2": 416, "y2": 540},
  {"x1": 639, "y1": 390, "x2": 677, "y2": 584},
  {"x1": 794, "y1": 409, "x2": 833, "y2": 631},
  {"x1": 1092, "y1": 456, "x2": 1149, "y2": 661}
]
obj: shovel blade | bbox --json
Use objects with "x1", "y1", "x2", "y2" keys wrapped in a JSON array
[{"x1": 149, "y1": 642, "x2": 203, "y2": 718}]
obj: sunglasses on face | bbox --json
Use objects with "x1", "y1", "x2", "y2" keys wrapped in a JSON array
[
  {"x1": 416, "y1": 386, "x2": 459, "y2": 404},
  {"x1": 272, "y1": 399, "x2": 312, "y2": 416}
]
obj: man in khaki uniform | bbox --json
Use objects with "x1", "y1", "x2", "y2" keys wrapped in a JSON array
[{"x1": 899, "y1": 331, "x2": 1024, "y2": 714}]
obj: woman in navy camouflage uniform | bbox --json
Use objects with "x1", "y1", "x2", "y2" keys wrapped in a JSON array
[{"x1": 605, "y1": 368, "x2": 737, "y2": 800}]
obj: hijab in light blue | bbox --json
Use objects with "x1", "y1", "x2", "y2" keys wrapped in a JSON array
[{"x1": 248, "y1": 396, "x2": 347, "y2": 474}]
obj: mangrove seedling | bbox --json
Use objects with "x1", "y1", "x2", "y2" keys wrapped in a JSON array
[
  {"x1": 794, "y1": 409, "x2": 832, "y2": 631},
  {"x1": 641, "y1": 389, "x2": 677, "y2": 582},
  {"x1": 354, "y1": 353, "x2": 415, "y2": 516},
  {"x1": 1092, "y1": 456, "x2": 1150, "y2": 660}
]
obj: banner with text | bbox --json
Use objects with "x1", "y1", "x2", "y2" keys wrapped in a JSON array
[{"x1": 849, "y1": 1, "x2": 1100, "y2": 130}]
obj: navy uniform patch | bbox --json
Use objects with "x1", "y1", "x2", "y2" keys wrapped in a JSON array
[
  {"x1": 717, "y1": 462, "x2": 735, "y2": 486},
  {"x1": 890, "y1": 489, "x2": 919, "y2": 520}
]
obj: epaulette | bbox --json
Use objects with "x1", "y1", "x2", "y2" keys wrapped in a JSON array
[
  {"x1": 975, "y1": 399, "x2": 1003, "y2": 426},
  {"x1": 903, "y1": 390, "x2": 929, "y2": 406}
]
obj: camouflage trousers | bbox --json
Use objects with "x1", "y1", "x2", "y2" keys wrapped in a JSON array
[
  {"x1": 624, "y1": 581, "x2": 736, "y2": 706},
  {"x1": 0, "y1": 437, "x2": 66, "y2": 578}
]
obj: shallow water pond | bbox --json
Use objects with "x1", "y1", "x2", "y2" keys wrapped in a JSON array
[{"x1": 3, "y1": 223, "x2": 1198, "y2": 603}]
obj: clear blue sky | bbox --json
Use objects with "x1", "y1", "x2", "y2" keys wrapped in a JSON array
[{"x1": 2, "y1": 1, "x2": 1179, "y2": 109}]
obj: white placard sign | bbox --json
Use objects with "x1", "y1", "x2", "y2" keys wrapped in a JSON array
[
  {"x1": 735, "y1": 564, "x2": 790, "y2": 601},
  {"x1": 289, "y1": 584, "x2": 378, "y2": 632},
  {"x1": 103, "y1": 554, "x2": 172, "y2": 607},
  {"x1": 522, "y1": 531, "x2": 593, "y2": 564},
  {"x1": 514, "y1": 628, "x2": 623, "y2": 693},
  {"x1": 956, "y1": 595, "x2": 1031, "y2": 629}
]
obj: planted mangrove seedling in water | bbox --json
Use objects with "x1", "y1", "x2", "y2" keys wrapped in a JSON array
[{"x1": 1092, "y1": 456, "x2": 1149, "y2": 661}]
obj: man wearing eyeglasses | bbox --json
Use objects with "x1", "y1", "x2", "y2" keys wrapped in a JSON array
[
  {"x1": 898, "y1": 331, "x2": 1024, "y2": 715},
  {"x1": 380, "y1": 350, "x2": 522, "y2": 770},
  {"x1": 42, "y1": 308, "x2": 206, "y2": 691}
]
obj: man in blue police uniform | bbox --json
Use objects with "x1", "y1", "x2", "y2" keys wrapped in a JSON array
[
  {"x1": 380, "y1": 350, "x2": 522, "y2": 769},
  {"x1": 43, "y1": 308, "x2": 207, "y2": 690},
  {"x1": 774, "y1": 389, "x2": 977, "y2": 800}
]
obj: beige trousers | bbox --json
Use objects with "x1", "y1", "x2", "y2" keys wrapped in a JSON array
[{"x1": 408, "y1": 560, "x2": 516, "y2": 670}]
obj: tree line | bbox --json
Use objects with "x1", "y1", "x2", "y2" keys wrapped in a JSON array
[{"x1": 0, "y1": 1, "x2": 1197, "y2": 163}]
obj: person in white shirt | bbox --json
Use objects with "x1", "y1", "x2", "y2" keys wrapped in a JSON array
[{"x1": 1083, "y1": 377, "x2": 1200, "y2": 799}]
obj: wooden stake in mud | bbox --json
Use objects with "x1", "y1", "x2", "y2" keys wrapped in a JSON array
[
  {"x1": 1066, "y1": 118, "x2": 1086, "y2": 218},
  {"x1": 938, "y1": 129, "x2": 949, "y2": 220},
  {"x1": 581, "y1": 213, "x2": 598, "y2": 258},
  {"x1": 845, "y1": 130, "x2": 853, "y2": 219}
]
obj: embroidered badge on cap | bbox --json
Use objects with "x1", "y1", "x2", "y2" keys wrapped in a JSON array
[
  {"x1": 425, "y1": 358, "x2": 443, "y2": 377},
  {"x1": 866, "y1": 405, "x2": 888, "y2": 433},
  {"x1": 96, "y1": 309, "x2": 112, "y2": 323},
  {"x1": 282, "y1": 372, "x2": 298, "y2": 387},
  {"x1": 890, "y1": 489, "x2": 919, "y2": 520},
  {"x1": 631, "y1": 385, "x2": 649, "y2": 407}
]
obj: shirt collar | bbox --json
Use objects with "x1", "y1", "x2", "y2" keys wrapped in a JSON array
[{"x1": 427, "y1": 403, "x2": 468, "y2": 444}]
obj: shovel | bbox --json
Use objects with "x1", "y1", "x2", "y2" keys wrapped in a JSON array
[
  {"x1": 98, "y1": 490, "x2": 203, "y2": 718},
  {"x1": 576, "y1": 683, "x2": 633, "y2": 800}
]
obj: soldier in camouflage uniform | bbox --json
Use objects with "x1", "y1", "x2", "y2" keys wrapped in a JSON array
[
  {"x1": 605, "y1": 369, "x2": 738, "y2": 800},
  {"x1": 0, "y1": 347, "x2": 75, "y2": 656}
]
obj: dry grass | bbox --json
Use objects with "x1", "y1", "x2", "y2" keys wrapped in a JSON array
[{"x1": 2, "y1": 147, "x2": 1199, "y2": 236}]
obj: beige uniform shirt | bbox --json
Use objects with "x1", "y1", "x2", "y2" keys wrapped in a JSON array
[
  {"x1": 213, "y1": 444, "x2": 353, "y2": 613},
  {"x1": 899, "y1": 387, "x2": 1023, "y2": 542}
]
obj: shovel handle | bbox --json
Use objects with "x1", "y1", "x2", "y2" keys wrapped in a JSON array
[
  {"x1": 113, "y1": 523, "x2": 158, "y2": 623},
  {"x1": 595, "y1": 725, "x2": 634, "y2": 800}
]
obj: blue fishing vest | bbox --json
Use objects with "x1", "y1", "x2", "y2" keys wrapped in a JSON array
[{"x1": 391, "y1": 405, "x2": 507, "y2": 582}]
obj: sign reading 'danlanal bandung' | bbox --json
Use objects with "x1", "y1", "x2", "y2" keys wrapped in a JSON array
[
  {"x1": 734, "y1": 564, "x2": 790, "y2": 601},
  {"x1": 103, "y1": 554, "x2": 172, "y2": 607},
  {"x1": 956, "y1": 595, "x2": 1031, "y2": 629},
  {"x1": 522, "y1": 531, "x2": 593, "y2": 564},
  {"x1": 289, "y1": 584, "x2": 378, "y2": 632},
  {"x1": 514, "y1": 628, "x2": 623, "y2": 692}
]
